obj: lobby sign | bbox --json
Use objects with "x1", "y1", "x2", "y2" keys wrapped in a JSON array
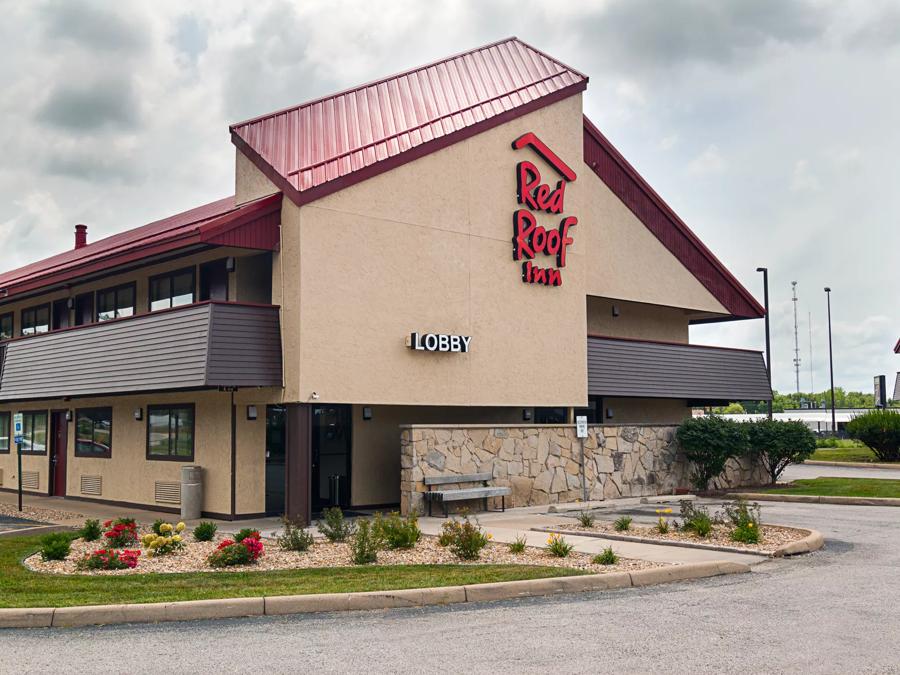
[
  {"x1": 511, "y1": 132, "x2": 578, "y2": 287},
  {"x1": 408, "y1": 332, "x2": 472, "y2": 353}
]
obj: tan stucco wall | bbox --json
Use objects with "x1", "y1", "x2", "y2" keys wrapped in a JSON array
[
  {"x1": 601, "y1": 398, "x2": 690, "y2": 425},
  {"x1": 280, "y1": 94, "x2": 588, "y2": 408},
  {"x1": 587, "y1": 296, "x2": 690, "y2": 343},
  {"x1": 235, "y1": 149, "x2": 280, "y2": 206}
]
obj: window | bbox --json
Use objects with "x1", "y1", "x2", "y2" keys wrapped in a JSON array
[
  {"x1": 0, "y1": 313, "x2": 12, "y2": 341},
  {"x1": 21, "y1": 304, "x2": 50, "y2": 336},
  {"x1": 147, "y1": 404, "x2": 195, "y2": 461},
  {"x1": 20, "y1": 411, "x2": 48, "y2": 455},
  {"x1": 96, "y1": 283, "x2": 135, "y2": 322},
  {"x1": 75, "y1": 408, "x2": 113, "y2": 458},
  {"x1": 150, "y1": 268, "x2": 195, "y2": 312},
  {"x1": 0, "y1": 412, "x2": 9, "y2": 454}
]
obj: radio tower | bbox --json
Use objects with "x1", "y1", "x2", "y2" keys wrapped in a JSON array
[
  {"x1": 808, "y1": 312, "x2": 814, "y2": 394},
  {"x1": 791, "y1": 281, "x2": 801, "y2": 394}
]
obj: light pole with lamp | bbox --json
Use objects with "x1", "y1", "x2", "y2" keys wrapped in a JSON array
[
  {"x1": 824, "y1": 287, "x2": 837, "y2": 434},
  {"x1": 757, "y1": 267, "x2": 773, "y2": 420}
]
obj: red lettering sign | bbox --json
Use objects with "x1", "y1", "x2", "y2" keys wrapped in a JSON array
[{"x1": 511, "y1": 133, "x2": 578, "y2": 287}]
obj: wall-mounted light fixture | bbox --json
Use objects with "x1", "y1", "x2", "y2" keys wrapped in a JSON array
[
  {"x1": 65, "y1": 410, "x2": 73, "y2": 422},
  {"x1": 67, "y1": 297, "x2": 75, "y2": 310},
  {"x1": 362, "y1": 407, "x2": 373, "y2": 421},
  {"x1": 310, "y1": 391, "x2": 320, "y2": 400},
  {"x1": 133, "y1": 408, "x2": 143, "y2": 421},
  {"x1": 247, "y1": 405, "x2": 258, "y2": 421},
  {"x1": 605, "y1": 408, "x2": 614, "y2": 419},
  {"x1": 611, "y1": 305, "x2": 620, "y2": 317},
  {"x1": 225, "y1": 256, "x2": 236, "y2": 273},
  {"x1": 522, "y1": 408, "x2": 533, "y2": 421}
]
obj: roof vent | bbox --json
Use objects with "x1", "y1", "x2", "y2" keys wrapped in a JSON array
[{"x1": 74, "y1": 224, "x2": 88, "y2": 250}]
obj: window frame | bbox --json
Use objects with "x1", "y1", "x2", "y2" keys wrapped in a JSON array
[
  {"x1": 95, "y1": 282, "x2": 137, "y2": 322},
  {"x1": 74, "y1": 407, "x2": 113, "y2": 459},
  {"x1": 0, "y1": 411, "x2": 10, "y2": 454},
  {"x1": 19, "y1": 410, "x2": 49, "y2": 455},
  {"x1": 145, "y1": 403, "x2": 195, "y2": 462},
  {"x1": 20, "y1": 303, "x2": 50, "y2": 336},
  {"x1": 148, "y1": 267, "x2": 196, "y2": 313},
  {"x1": 0, "y1": 312, "x2": 13, "y2": 341}
]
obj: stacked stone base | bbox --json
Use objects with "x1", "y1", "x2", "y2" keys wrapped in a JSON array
[{"x1": 400, "y1": 424, "x2": 766, "y2": 516}]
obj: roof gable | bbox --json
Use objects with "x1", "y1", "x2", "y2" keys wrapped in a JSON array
[{"x1": 230, "y1": 37, "x2": 587, "y2": 207}]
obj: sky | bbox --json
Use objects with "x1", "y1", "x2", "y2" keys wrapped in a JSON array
[{"x1": 0, "y1": 0, "x2": 897, "y2": 394}]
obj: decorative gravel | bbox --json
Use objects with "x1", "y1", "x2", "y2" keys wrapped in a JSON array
[
  {"x1": 25, "y1": 531, "x2": 664, "y2": 576},
  {"x1": 0, "y1": 502, "x2": 84, "y2": 524},
  {"x1": 554, "y1": 521, "x2": 807, "y2": 555}
]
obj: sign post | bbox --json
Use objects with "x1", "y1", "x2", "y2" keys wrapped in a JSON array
[
  {"x1": 13, "y1": 413, "x2": 24, "y2": 512},
  {"x1": 575, "y1": 415, "x2": 588, "y2": 503}
]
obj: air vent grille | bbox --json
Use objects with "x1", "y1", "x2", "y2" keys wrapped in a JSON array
[
  {"x1": 154, "y1": 481, "x2": 181, "y2": 505},
  {"x1": 80, "y1": 475, "x2": 102, "y2": 496},
  {"x1": 21, "y1": 471, "x2": 39, "y2": 490}
]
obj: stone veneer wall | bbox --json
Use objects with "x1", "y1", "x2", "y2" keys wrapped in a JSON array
[{"x1": 399, "y1": 424, "x2": 766, "y2": 515}]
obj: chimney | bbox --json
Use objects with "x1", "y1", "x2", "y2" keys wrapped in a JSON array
[{"x1": 74, "y1": 224, "x2": 88, "y2": 250}]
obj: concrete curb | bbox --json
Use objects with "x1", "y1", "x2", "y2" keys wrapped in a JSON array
[
  {"x1": 772, "y1": 529, "x2": 825, "y2": 557},
  {"x1": 728, "y1": 492, "x2": 900, "y2": 507},
  {"x1": 0, "y1": 561, "x2": 749, "y2": 629},
  {"x1": 804, "y1": 460, "x2": 900, "y2": 470}
]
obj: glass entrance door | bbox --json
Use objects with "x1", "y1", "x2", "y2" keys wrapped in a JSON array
[
  {"x1": 265, "y1": 405, "x2": 286, "y2": 515},
  {"x1": 311, "y1": 404, "x2": 351, "y2": 511}
]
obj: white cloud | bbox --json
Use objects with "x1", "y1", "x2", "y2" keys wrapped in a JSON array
[{"x1": 687, "y1": 144, "x2": 726, "y2": 175}]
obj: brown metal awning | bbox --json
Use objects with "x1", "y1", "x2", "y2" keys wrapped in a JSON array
[{"x1": 587, "y1": 336, "x2": 772, "y2": 402}]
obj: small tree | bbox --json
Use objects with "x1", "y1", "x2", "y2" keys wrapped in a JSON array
[
  {"x1": 846, "y1": 410, "x2": 900, "y2": 462},
  {"x1": 747, "y1": 419, "x2": 816, "y2": 484},
  {"x1": 675, "y1": 416, "x2": 748, "y2": 491}
]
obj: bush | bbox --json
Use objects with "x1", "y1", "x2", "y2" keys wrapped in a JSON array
[
  {"x1": 40, "y1": 532, "x2": 73, "y2": 561},
  {"x1": 847, "y1": 410, "x2": 900, "y2": 462},
  {"x1": 679, "y1": 500, "x2": 712, "y2": 538},
  {"x1": 577, "y1": 511, "x2": 595, "y2": 528},
  {"x1": 76, "y1": 549, "x2": 140, "y2": 570},
  {"x1": 613, "y1": 515, "x2": 632, "y2": 532},
  {"x1": 676, "y1": 416, "x2": 748, "y2": 491},
  {"x1": 277, "y1": 516, "x2": 315, "y2": 552},
  {"x1": 208, "y1": 536, "x2": 264, "y2": 567},
  {"x1": 350, "y1": 519, "x2": 380, "y2": 565},
  {"x1": 546, "y1": 533, "x2": 573, "y2": 557},
  {"x1": 102, "y1": 518, "x2": 138, "y2": 547},
  {"x1": 79, "y1": 519, "x2": 102, "y2": 542},
  {"x1": 141, "y1": 531, "x2": 185, "y2": 557},
  {"x1": 723, "y1": 499, "x2": 761, "y2": 544},
  {"x1": 655, "y1": 517, "x2": 669, "y2": 534},
  {"x1": 373, "y1": 511, "x2": 420, "y2": 549},
  {"x1": 593, "y1": 546, "x2": 618, "y2": 565},
  {"x1": 319, "y1": 507, "x2": 356, "y2": 542},
  {"x1": 440, "y1": 515, "x2": 490, "y2": 560},
  {"x1": 508, "y1": 534, "x2": 527, "y2": 554},
  {"x1": 747, "y1": 419, "x2": 817, "y2": 484},
  {"x1": 193, "y1": 521, "x2": 218, "y2": 542},
  {"x1": 234, "y1": 528, "x2": 261, "y2": 543}
]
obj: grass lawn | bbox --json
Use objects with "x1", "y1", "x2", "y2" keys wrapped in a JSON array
[
  {"x1": 0, "y1": 535, "x2": 583, "y2": 609},
  {"x1": 810, "y1": 447, "x2": 888, "y2": 463},
  {"x1": 765, "y1": 477, "x2": 900, "y2": 499}
]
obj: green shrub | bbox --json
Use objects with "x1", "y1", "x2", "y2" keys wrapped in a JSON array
[
  {"x1": 40, "y1": 532, "x2": 73, "y2": 561},
  {"x1": 440, "y1": 515, "x2": 490, "y2": 560},
  {"x1": 234, "y1": 528, "x2": 261, "y2": 543},
  {"x1": 208, "y1": 542, "x2": 254, "y2": 568},
  {"x1": 679, "y1": 500, "x2": 713, "y2": 538},
  {"x1": 655, "y1": 517, "x2": 669, "y2": 534},
  {"x1": 151, "y1": 519, "x2": 166, "y2": 536},
  {"x1": 193, "y1": 521, "x2": 218, "y2": 542},
  {"x1": 593, "y1": 546, "x2": 618, "y2": 565},
  {"x1": 546, "y1": 533, "x2": 573, "y2": 557},
  {"x1": 350, "y1": 519, "x2": 380, "y2": 565},
  {"x1": 373, "y1": 511, "x2": 421, "y2": 549},
  {"x1": 676, "y1": 416, "x2": 748, "y2": 491},
  {"x1": 577, "y1": 511, "x2": 595, "y2": 528},
  {"x1": 846, "y1": 410, "x2": 900, "y2": 462},
  {"x1": 277, "y1": 516, "x2": 315, "y2": 552},
  {"x1": 723, "y1": 499, "x2": 762, "y2": 544},
  {"x1": 747, "y1": 419, "x2": 817, "y2": 483},
  {"x1": 613, "y1": 515, "x2": 632, "y2": 532},
  {"x1": 79, "y1": 519, "x2": 102, "y2": 542},
  {"x1": 76, "y1": 549, "x2": 140, "y2": 570},
  {"x1": 508, "y1": 534, "x2": 527, "y2": 554},
  {"x1": 319, "y1": 506, "x2": 356, "y2": 542}
]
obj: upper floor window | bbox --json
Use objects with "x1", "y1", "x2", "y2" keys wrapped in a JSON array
[
  {"x1": 21, "y1": 304, "x2": 50, "y2": 336},
  {"x1": 0, "y1": 313, "x2": 12, "y2": 341},
  {"x1": 97, "y1": 283, "x2": 136, "y2": 322},
  {"x1": 0, "y1": 412, "x2": 9, "y2": 454},
  {"x1": 150, "y1": 268, "x2": 195, "y2": 312}
]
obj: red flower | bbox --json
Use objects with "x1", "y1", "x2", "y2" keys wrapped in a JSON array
[
  {"x1": 243, "y1": 537, "x2": 264, "y2": 560},
  {"x1": 217, "y1": 539, "x2": 235, "y2": 551}
]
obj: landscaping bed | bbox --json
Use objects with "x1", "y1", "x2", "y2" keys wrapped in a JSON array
[{"x1": 0, "y1": 502, "x2": 83, "y2": 525}]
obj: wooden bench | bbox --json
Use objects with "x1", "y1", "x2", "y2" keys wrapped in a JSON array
[{"x1": 423, "y1": 472, "x2": 511, "y2": 517}]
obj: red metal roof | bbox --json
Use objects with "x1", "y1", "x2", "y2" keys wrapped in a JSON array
[
  {"x1": 230, "y1": 37, "x2": 588, "y2": 207},
  {"x1": 582, "y1": 115, "x2": 765, "y2": 320},
  {"x1": 0, "y1": 193, "x2": 282, "y2": 303}
]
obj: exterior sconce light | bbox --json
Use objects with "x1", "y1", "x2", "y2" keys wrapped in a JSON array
[
  {"x1": 310, "y1": 392, "x2": 320, "y2": 400},
  {"x1": 134, "y1": 408, "x2": 143, "y2": 421},
  {"x1": 225, "y1": 257, "x2": 236, "y2": 273},
  {"x1": 65, "y1": 410, "x2": 73, "y2": 422},
  {"x1": 522, "y1": 408, "x2": 533, "y2": 421},
  {"x1": 67, "y1": 297, "x2": 75, "y2": 310},
  {"x1": 611, "y1": 305, "x2": 620, "y2": 317},
  {"x1": 247, "y1": 405, "x2": 258, "y2": 421},
  {"x1": 605, "y1": 408, "x2": 614, "y2": 419},
  {"x1": 362, "y1": 407, "x2": 373, "y2": 421}
]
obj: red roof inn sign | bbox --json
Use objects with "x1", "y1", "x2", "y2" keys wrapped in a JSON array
[{"x1": 512, "y1": 133, "x2": 578, "y2": 287}]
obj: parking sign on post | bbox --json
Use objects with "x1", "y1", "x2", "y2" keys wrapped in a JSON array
[
  {"x1": 575, "y1": 415, "x2": 588, "y2": 502},
  {"x1": 575, "y1": 415, "x2": 588, "y2": 439},
  {"x1": 13, "y1": 413, "x2": 23, "y2": 512}
]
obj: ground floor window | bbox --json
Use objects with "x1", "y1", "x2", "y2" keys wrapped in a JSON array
[
  {"x1": 75, "y1": 408, "x2": 113, "y2": 458},
  {"x1": 147, "y1": 404, "x2": 195, "y2": 461},
  {"x1": 20, "y1": 411, "x2": 48, "y2": 454},
  {"x1": 0, "y1": 412, "x2": 9, "y2": 453}
]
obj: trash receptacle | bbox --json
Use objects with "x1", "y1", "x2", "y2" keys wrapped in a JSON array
[
  {"x1": 328, "y1": 474, "x2": 343, "y2": 507},
  {"x1": 181, "y1": 465, "x2": 203, "y2": 521}
]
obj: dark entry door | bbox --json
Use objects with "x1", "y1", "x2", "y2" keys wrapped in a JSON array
[
  {"x1": 200, "y1": 259, "x2": 229, "y2": 302},
  {"x1": 50, "y1": 411, "x2": 68, "y2": 497},
  {"x1": 311, "y1": 404, "x2": 351, "y2": 511},
  {"x1": 52, "y1": 299, "x2": 70, "y2": 331},
  {"x1": 265, "y1": 405, "x2": 286, "y2": 515}
]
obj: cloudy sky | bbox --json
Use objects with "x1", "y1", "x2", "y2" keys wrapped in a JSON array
[{"x1": 0, "y1": 0, "x2": 897, "y2": 393}]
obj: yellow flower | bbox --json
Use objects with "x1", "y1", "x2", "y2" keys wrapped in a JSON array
[
  {"x1": 173, "y1": 534, "x2": 182, "y2": 543},
  {"x1": 175, "y1": 522, "x2": 186, "y2": 533},
  {"x1": 748, "y1": 522, "x2": 754, "y2": 528},
  {"x1": 160, "y1": 523, "x2": 173, "y2": 534},
  {"x1": 487, "y1": 533, "x2": 493, "y2": 540}
]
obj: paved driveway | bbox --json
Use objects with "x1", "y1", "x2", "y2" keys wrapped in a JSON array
[
  {"x1": 784, "y1": 462, "x2": 900, "y2": 481},
  {"x1": 3, "y1": 499, "x2": 899, "y2": 674}
]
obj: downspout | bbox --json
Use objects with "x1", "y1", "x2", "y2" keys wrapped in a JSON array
[{"x1": 230, "y1": 388, "x2": 236, "y2": 519}]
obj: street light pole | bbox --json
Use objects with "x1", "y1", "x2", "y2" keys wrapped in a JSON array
[
  {"x1": 757, "y1": 267, "x2": 773, "y2": 420},
  {"x1": 824, "y1": 287, "x2": 836, "y2": 434}
]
